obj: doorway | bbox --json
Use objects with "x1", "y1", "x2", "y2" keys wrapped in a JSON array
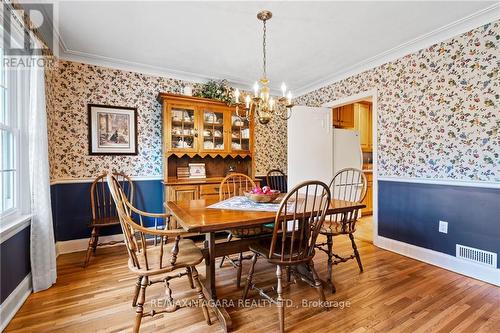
[{"x1": 322, "y1": 90, "x2": 378, "y2": 244}]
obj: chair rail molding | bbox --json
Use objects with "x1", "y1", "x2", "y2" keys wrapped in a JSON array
[{"x1": 378, "y1": 177, "x2": 500, "y2": 189}]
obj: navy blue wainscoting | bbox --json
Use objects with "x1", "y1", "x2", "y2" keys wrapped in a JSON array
[
  {"x1": 51, "y1": 179, "x2": 164, "y2": 241},
  {"x1": 0, "y1": 226, "x2": 31, "y2": 304},
  {"x1": 378, "y1": 180, "x2": 500, "y2": 268}
]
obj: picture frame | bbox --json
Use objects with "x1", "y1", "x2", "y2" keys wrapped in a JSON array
[{"x1": 88, "y1": 104, "x2": 138, "y2": 155}]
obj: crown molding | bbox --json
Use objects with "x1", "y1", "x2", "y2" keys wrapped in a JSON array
[
  {"x1": 59, "y1": 48, "x2": 288, "y2": 95},
  {"x1": 294, "y1": 3, "x2": 500, "y2": 97}
]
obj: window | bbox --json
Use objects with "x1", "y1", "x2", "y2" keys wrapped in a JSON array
[
  {"x1": 0, "y1": 22, "x2": 30, "y2": 225},
  {"x1": 0, "y1": 45, "x2": 18, "y2": 217}
]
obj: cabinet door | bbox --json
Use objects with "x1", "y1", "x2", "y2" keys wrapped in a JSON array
[
  {"x1": 354, "y1": 103, "x2": 371, "y2": 152},
  {"x1": 332, "y1": 107, "x2": 341, "y2": 127},
  {"x1": 368, "y1": 105, "x2": 373, "y2": 149},
  {"x1": 199, "y1": 106, "x2": 227, "y2": 153},
  {"x1": 361, "y1": 172, "x2": 373, "y2": 215},
  {"x1": 169, "y1": 185, "x2": 199, "y2": 202},
  {"x1": 168, "y1": 105, "x2": 198, "y2": 152},
  {"x1": 230, "y1": 111, "x2": 251, "y2": 153},
  {"x1": 340, "y1": 105, "x2": 355, "y2": 128}
]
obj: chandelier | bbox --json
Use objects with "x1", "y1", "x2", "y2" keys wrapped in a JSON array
[{"x1": 233, "y1": 10, "x2": 294, "y2": 124}]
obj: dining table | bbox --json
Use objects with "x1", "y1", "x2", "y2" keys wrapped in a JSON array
[{"x1": 165, "y1": 195, "x2": 365, "y2": 332}]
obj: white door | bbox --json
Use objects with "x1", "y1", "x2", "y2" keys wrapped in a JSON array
[{"x1": 287, "y1": 106, "x2": 333, "y2": 190}]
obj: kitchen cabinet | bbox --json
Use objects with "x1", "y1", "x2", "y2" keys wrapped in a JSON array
[
  {"x1": 332, "y1": 102, "x2": 372, "y2": 152},
  {"x1": 354, "y1": 102, "x2": 372, "y2": 152},
  {"x1": 361, "y1": 171, "x2": 373, "y2": 215},
  {"x1": 332, "y1": 104, "x2": 355, "y2": 128}
]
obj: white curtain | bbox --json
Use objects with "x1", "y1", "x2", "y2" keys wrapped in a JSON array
[{"x1": 29, "y1": 51, "x2": 57, "y2": 292}]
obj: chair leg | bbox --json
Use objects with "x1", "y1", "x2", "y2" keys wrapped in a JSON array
[
  {"x1": 276, "y1": 265, "x2": 284, "y2": 333},
  {"x1": 219, "y1": 233, "x2": 233, "y2": 268},
  {"x1": 83, "y1": 227, "x2": 97, "y2": 267},
  {"x1": 133, "y1": 276, "x2": 148, "y2": 333},
  {"x1": 349, "y1": 233, "x2": 363, "y2": 272},
  {"x1": 132, "y1": 276, "x2": 142, "y2": 307},
  {"x1": 310, "y1": 260, "x2": 327, "y2": 310},
  {"x1": 186, "y1": 267, "x2": 195, "y2": 289},
  {"x1": 92, "y1": 227, "x2": 100, "y2": 253},
  {"x1": 243, "y1": 253, "x2": 258, "y2": 300},
  {"x1": 326, "y1": 234, "x2": 336, "y2": 293},
  {"x1": 236, "y1": 252, "x2": 244, "y2": 288},
  {"x1": 191, "y1": 266, "x2": 211, "y2": 325}
]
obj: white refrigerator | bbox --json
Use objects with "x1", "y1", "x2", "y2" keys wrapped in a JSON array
[{"x1": 287, "y1": 106, "x2": 363, "y2": 190}]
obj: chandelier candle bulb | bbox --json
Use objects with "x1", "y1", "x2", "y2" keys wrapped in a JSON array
[
  {"x1": 234, "y1": 89, "x2": 240, "y2": 103},
  {"x1": 269, "y1": 98, "x2": 275, "y2": 111},
  {"x1": 253, "y1": 82, "x2": 259, "y2": 97},
  {"x1": 245, "y1": 95, "x2": 251, "y2": 108},
  {"x1": 281, "y1": 82, "x2": 287, "y2": 97}
]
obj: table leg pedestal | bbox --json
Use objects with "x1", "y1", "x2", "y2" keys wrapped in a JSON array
[{"x1": 203, "y1": 232, "x2": 233, "y2": 332}]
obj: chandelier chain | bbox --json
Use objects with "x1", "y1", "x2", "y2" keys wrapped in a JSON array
[{"x1": 262, "y1": 19, "x2": 267, "y2": 79}]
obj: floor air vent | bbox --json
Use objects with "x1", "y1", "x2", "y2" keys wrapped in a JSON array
[{"x1": 456, "y1": 244, "x2": 497, "y2": 268}]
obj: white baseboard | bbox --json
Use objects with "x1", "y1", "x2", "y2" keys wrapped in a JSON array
[
  {"x1": 56, "y1": 234, "x2": 125, "y2": 256},
  {"x1": 0, "y1": 273, "x2": 32, "y2": 332},
  {"x1": 374, "y1": 236, "x2": 500, "y2": 286}
]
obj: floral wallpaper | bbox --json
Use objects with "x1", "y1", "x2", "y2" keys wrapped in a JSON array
[
  {"x1": 296, "y1": 20, "x2": 500, "y2": 182},
  {"x1": 45, "y1": 60, "x2": 287, "y2": 180}
]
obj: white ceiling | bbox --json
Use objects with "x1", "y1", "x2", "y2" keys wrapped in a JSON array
[{"x1": 52, "y1": 1, "x2": 499, "y2": 95}]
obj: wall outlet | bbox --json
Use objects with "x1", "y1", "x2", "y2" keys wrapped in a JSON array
[{"x1": 439, "y1": 220, "x2": 448, "y2": 234}]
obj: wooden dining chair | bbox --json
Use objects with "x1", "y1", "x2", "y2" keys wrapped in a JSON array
[
  {"x1": 266, "y1": 169, "x2": 287, "y2": 193},
  {"x1": 106, "y1": 174, "x2": 211, "y2": 333},
  {"x1": 242, "y1": 180, "x2": 332, "y2": 333},
  {"x1": 84, "y1": 171, "x2": 134, "y2": 267},
  {"x1": 315, "y1": 168, "x2": 367, "y2": 292},
  {"x1": 219, "y1": 173, "x2": 273, "y2": 288}
]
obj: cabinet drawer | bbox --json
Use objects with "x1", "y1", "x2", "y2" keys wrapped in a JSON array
[
  {"x1": 199, "y1": 184, "x2": 221, "y2": 195},
  {"x1": 199, "y1": 193, "x2": 220, "y2": 201}
]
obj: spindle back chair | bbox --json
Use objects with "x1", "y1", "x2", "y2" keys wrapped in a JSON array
[
  {"x1": 266, "y1": 169, "x2": 287, "y2": 193},
  {"x1": 219, "y1": 173, "x2": 256, "y2": 200},
  {"x1": 316, "y1": 168, "x2": 367, "y2": 292},
  {"x1": 243, "y1": 180, "x2": 332, "y2": 333},
  {"x1": 106, "y1": 174, "x2": 211, "y2": 333},
  {"x1": 218, "y1": 173, "x2": 273, "y2": 287},
  {"x1": 84, "y1": 171, "x2": 134, "y2": 267}
]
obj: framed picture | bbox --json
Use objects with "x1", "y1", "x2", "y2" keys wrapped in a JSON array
[{"x1": 88, "y1": 104, "x2": 138, "y2": 155}]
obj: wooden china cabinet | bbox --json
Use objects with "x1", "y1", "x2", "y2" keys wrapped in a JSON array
[{"x1": 158, "y1": 93, "x2": 258, "y2": 226}]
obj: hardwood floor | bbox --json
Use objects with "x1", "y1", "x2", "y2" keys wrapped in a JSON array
[{"x1": 5, "y1": 234, "x2": 500, "y2": 333}]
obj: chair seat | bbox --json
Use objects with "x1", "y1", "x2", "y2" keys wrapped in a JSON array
[
  {"x1": 129, "y1": 239, "x2": 204, "y2": 276},
  {"x1": 249, "y1": 237, "x2": 307, "y2": 263},
  {"x1": 90, "y1": 216, "x2": 120, "y2": 227},
  {"x1": 320, "y1": 220, "x2": 356, "y2": 235}
]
